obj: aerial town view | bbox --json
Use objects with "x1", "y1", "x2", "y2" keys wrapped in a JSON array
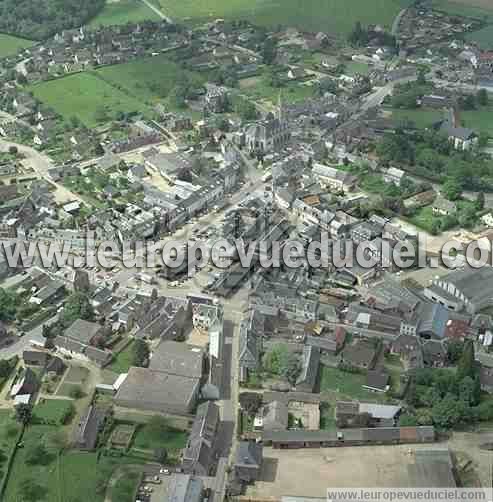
[{"x1": 2, "y1": 0, "x2": 493, "y2": 501}]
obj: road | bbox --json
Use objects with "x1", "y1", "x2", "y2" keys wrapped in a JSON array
[
  {"x1": 140, "y1": 0, "x2": 173, "y2": 23},
  {"x1": 391, "y1": 8, "x2": 407, "y2": 37},
  {"x1": 0, "y1": 138, "x2": 87, "y2": 205}
]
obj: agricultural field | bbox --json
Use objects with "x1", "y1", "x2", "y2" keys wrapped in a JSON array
[
  {"x1": 431, "y1": 0, "x2": 493, "y2": 19},
  {"x1": 89, "y1": 0, "x2": 159, "y2": 27},
  {"x1": 28, "y1": 72, "x2": 148, "y2": 127},
  {"x1": 466, "y1": 24, "x2": 493, "y2": 49},
  {"x1": 95, "y1": 54, "x2": 207, "y2": 105},
  {"x1": 0, "y1": 34, "x2": 34, "y2": 59},
  {"x1": 157, "y1": 0, "x2": 411, "y2": 35}
]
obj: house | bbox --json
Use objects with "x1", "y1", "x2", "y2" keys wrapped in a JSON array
[
  {"x1": 287, "y1": 67, "x2": 307, "y2": 80},
  {"x1": 432, "y1": 196, "x2": 456, "y2": 216},
  {"x1": 312, "y1": 163, "x2": 357, "y2": 193},
  {"x1": 74, "y1": 405, "x2": 106, "y2": 450},
  {"x1": 182, "y1": 401, "x2": 220, "y2": 476},
  {"x1": 296, "y1": 345, "x2": 320, "y2": 393},
  {"x1": 23, "y1": 350, "x2": 49, "y2": 367},
  {"x1": 167, "y1": 474, "x2": 203, "y2": 502},
  {"x1": 63, "y1": 319, "x2": 103, "y2": 346},
  {"x1": 363, "y1": 370, "x2": 390, "y2": 393},
  {"x1": 263, "y1": 426, "x2": 435, "y2": 449},
  {"x1": 239, "y1": 314, "x2": 261, "y2": 383},
  {"x1": 234, "y1": 441, "x2": 263, "y2": 483},
  {"x1": 114, "y1": 341, "x2": 204, "y2": 416},
  {"x1": 262, "y1": 400, "x2": 289, "y2": 431},
  {"x1": 424, "y1": 265, "x2": 493, "y2": 314},
  {"x1": 336, "y1": 401, "x2": 401, "y2": 427},
  {"x1": 439, "y1": 120, "x2": 478, "y2": 151},
  {"x1": 383, "y1": 166, "x2": 405, "y2": 186}
]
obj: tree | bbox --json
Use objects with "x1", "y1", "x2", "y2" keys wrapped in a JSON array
[
  {"x1": 154, "y1": 447, "x2": 168, "y2": 463},
  {"x1": 8, "y1": 146, "x2": 18, "y2": 155},
  {"x1": 348, "y1": 21, "x2": 368, "y2": 47},
  {"x1": 0, "y1": 288, "x2": 18, "y2": 321},
  {"x1": 0, "y1": 359, "x2": 12, "y2": 379},
  {"x1": 430, "y1": 219, "x2": 441, "y2": 236},
  {"x1": 432, "y1": 392, "x2": 467, "y2": 429},
  {"x1": 235, "y1": 100, "x2": 258, "y2": 121},
  {"x1": 459, "y1": 376, "x2": 476, "y2": 406},
  {"x1": 15, "y1": 403, "x2": 32, "y2": 425},
  {"x1": 477, "y1": 89, "x2": 489, "y2": 106},
  {"x1": 399, "y1": 414, "x2": 418, "y2": 426},
  {"x1": 457, "y1": 340, "x2": 475, "y2": 381},
  {"x1": 447, "y1": 340, "x2": 464, "y2": 364},
  {"x1": 47, "y1": 430, "x2": 68, "y2": 452},
  {"x1": 475, "y1": 191, "x2": 485, "y2": 211},
  {"x1": 94, "y1": 106, "x2": 109, "y2": 123},
  {"x1": 283, "y1": 354, "x2": 301, "y2": 385},
  {"x1": 261, "y1": 38, "x2": 277, "y2": 65},
  {"x1": 19, "y1": 477, "x2": 44, "y2": 502},
  {"x1": 69, "y1": 385, "x2": 84, "y2": 399},
  {"x1": 25, "y1": 443, "x2": 50, "y2": 465},
  {"x1": 94, "y1": 141, "x2": 105, "y2": 156},
  {"x1": 132, "y1": 339, "x2": 150, "y2": 367},
  {"x1": 417, "y1": 68, "x2": 427, "y2": 86},
  {"x1": 239, "y1": 392, "x2": 262, "y2": 415},
  {"x1": 478, "y1": 132, "x2": 489, "y2": 148},
  {"x1": 442, "y1": 177, "x2": 462, "y2": 201},
  {"x1": 61, "y1": 292, "x2": 94, "y2": 326}
]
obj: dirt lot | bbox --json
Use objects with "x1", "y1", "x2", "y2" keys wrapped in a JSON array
[{"x1": 246, "y1": 444, "x2": 448, "y2": 499}]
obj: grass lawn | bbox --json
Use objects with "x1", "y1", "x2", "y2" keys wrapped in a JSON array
[
  {"x1": 461, "y1": 103, "x2": 493, "y2": 137},
  {"x1": 108, "y1": 341, "x2": 135, "y2": 374},
  {"x1": 0, "y1": 410, "x2": 20, "y2": 469},
  {"x1": 89, "y1": 0, "x2": 160, "y2": 27},
  {"x1": 431, "y1": 0, "x2": 493, "y2": 19},
  {"x1": 319, "y1": 365, "x2": 387, "y2": 402},
  {"x1": 0, "y1": 34, "x2": 34, "y2": 58},
  {"x1": 28, "y1": 73, "x2": 148, "y2": 127},
  {"x1": 407, "y1": 206, "x2": 440, "y2": 233},
  {"x1": 239, "y1": 79, "x2": 315, "y2": 106},
  {"x1": 95, "y1": 54, "x2": 207, "y2": 105},
  {"x1": 466, "y1": 24, "x2": 493, "y2": 50},
  {"x1": 390, "y1": 108, "x2": 444, "y2": 129},
  {"x1": 158, "y1": 0, "x2": 410, "y2": 35},
  {"x1": 33, "y1": 399, "x2": 74, "y2": 425},
  {"x1": 133, "y1": 424, "x2": 187, "y2": 453},
  {"x1": 345, "y1": 61, "x2": 371, "y2": 76}
]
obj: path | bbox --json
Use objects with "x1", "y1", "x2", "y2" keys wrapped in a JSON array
[
  {"x1": 391, "y1": 8, "x2": 407, "y2": 37},
  {"x1": 140, "y1": 0, "x2": 173, "y2": 23},
  {"x1": 0, "y1": 138, "x2": 86, "y2": 205}
]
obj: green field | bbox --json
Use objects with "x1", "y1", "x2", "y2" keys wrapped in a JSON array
[
  {"x1": 133, "y1": 424, "x2": 187, "y2": 453},
  {"x1": 34, "y1": 399, "x2": 74, "y2": 425},
  {"x1": 90, "y1": 0, "x2": 160, "y2": 27},
  {"x1": 29, "y1": 72, "x2": 148, "y2": 127},
  {"x1": 3, "y1": 423, "x2": 141, "y2": 502},
  {"x1": 319, "y1": 366, "x2": 387, "y2": 402},
  {"x1": 466, "y1": 24, "x2": 493, "y2": 49},
  {"x1": 431, "y1": 0, "x2": 493, "y2": 19},
  {"x1": 462, "y1": 103, "x2": 493, "y2": 137},
  {"x1": 157, "y1": 0, "x2": 410, "y2": 35},
  {"x1": 108, "y1": 341, "x2": 135, "y2": 374},
  {"x1": 0, "y1": 34, "x2": 34, "y2": 58},
  {"x1": 390, "y1": 108, "x2": 444, "y2": 129},
  {"x1": 95, "y1": 54, "x2": 206, "y2": 104}
]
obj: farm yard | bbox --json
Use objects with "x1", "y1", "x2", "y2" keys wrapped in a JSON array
[
  {"x1": 28, "y1": 72, "x2": 148, "y2": 127},
  {"x1": 156, "y1": 0, "x2": 411, "y2": 35},
  {"x1": 0, "y1": 34, "x2": 33, "y2": 59},
  {"x1": 89, "y1": 0, "x2": 160, "y2": 27}
]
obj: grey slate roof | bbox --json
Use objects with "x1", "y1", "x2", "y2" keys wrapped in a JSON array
[
  {"x1": 149, "y1": 341, "x2": 204, "y2": 378},
  {"x1": 63, "y1": 319, "x2": 102, "y2": 345}
]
